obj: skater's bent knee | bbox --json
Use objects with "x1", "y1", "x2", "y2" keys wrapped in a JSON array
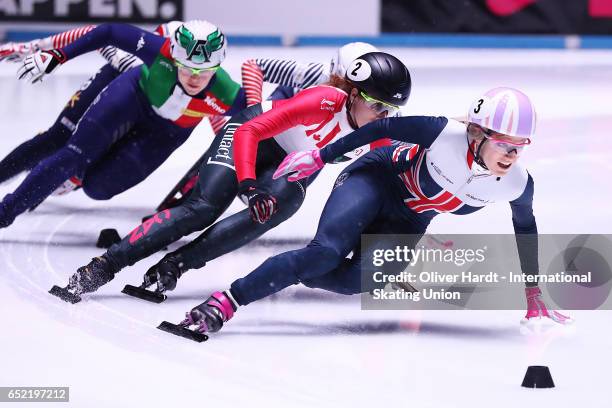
[
  {"x1": 292, "y1": 246, "x2": 343, "y2": 280},
  {"x1": 301, "y1": 278, "x2": 360, "y2": 295},
  {"x1": 82, "y1": 183, "x2": 116, "y2": 200},
  {"x1": 184, "y1": 196, "x2": 227, "y2": 219}
]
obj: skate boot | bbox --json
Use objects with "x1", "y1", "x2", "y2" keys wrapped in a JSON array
[
  {"x1": 122, "y1": 256, "x2": 186, "y2": 303},
  {"x1": 157, "y1": 291, "x2": 237, "y2": 342},
  {"x1": 154, "y1": 257, "x2": 184, "y2": 292},
  {"x1": 183, "y1": 291, "x2": 237, "y2": 333},
  {"x1": 49, "y1": 256, "x2": 116, "y2": 303},
  {"x1": 522, "y1": 287, "x2": 573, "y2": 325}
]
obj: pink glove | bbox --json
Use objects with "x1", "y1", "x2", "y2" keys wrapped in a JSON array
[
  {"x1": 522, "y1": 287, "x2": 573, "y2": 325},
  {"x1": 273, "y1": 149, "x2": 325, "y2": 182}
]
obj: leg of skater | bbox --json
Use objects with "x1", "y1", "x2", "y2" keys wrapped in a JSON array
[
  {"x1": 181, "y1": 167, "x2": 387, "y2": 333},
  {"x1": 81, "y1": 122, "x2": 191, "y2": 200},
  {"x1": 146, "y1": 166, "x2": 311, "y2": 292},
  {"x1": 0, "y1": 67, "x2": 144, "y2": 227},
  {"x1": 64, "y1": 106, "x2": 267, "y2": 299},
  {"x1": 301, "y1": 225, "x2": 425, "y2": 295},
  {"x1": 0, "y1": 64, "x2": 119, "y2": 184}
]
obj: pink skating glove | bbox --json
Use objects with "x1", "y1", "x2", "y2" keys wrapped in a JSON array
[
  {"x1": 522, "y1": 287, "x2": 573, "y2": 325},
  {"x1": 273, "y1": 149, "x2": 325, "y2": 182}
]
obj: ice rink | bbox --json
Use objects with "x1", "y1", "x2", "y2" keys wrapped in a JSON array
[{"x1": 0, "y1": 46, "x2": 611, "y2": 407}]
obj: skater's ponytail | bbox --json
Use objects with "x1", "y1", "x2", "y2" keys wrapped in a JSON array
[{"x1": 326, "y1": 74, "x2": 355, "y2": 95}]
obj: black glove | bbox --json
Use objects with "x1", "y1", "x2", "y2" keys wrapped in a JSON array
[{"x1": 239, "y1": 179, "x2": 278, "y2": 224}]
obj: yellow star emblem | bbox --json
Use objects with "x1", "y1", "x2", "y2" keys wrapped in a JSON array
[{"x1": 66, "y1": 91, "x2": 81, "y2": 109}]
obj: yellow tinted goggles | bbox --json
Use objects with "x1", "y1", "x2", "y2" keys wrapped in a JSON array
[
  {"x1": 359, "y1": 91, "x2": 400, "y2": 115},
  {"x1": 174, "y1": 60, "x2": 220, "y2": 75}
]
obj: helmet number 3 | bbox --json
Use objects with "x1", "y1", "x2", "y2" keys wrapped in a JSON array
[{"x1": 474, "y1": 98, "x2": 484, "y2": 114}]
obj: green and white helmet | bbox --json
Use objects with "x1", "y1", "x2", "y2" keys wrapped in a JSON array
[{"x1": 171, "y1": 20, "x2": 226, "y2": 69}]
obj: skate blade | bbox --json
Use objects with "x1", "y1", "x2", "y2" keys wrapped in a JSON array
[
  {"x1": 392, "y1": 281, "x2": 419, "y2": 293},
  {"x1": 49, "y1": 285, "x2": 82, "y2": 304},
  {"x1": 157, "y1": 321, "x2": 209, "y2": 343},
  {"x1": 122, "y1": 284, "x2": 167, "y2": 303}
]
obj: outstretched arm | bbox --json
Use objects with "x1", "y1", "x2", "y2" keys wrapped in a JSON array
[
  {"x1": 61, "y1": 23, "x2": 164, "y2": 65},
  {"x1": 17, "y1": 23, "x2": 165, "y2": 83},
  {"x1": 511, "y1": 174, "x2": 572, "y2": 324},
  {"x1": 510, "y1": 173, "x2": 538, "y2": 281},
  {"x1": 97, "y1": 21, "x2": 177, "y2": 74},
  {"x1": 273, "y1": 116, "x2": 448, "y2": 181},
  {"x1": 241, "y1": 58, "x2": 328, "y2": 106},
  {"x1": 320, "y1": 116, "x2": 447, "y2": 163},
  {"x1": 233, "y1": 87, "x2": 345, "y2": 224},
  {"x1": 0, "y1": 26, "x2": 97, "y2": 62},
  {"x1": 233, "y1": 86, "x2": 344, "y2": 184}
]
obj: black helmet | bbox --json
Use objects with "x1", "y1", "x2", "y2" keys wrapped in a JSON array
[{"x1": 344, "y1": 52, "x2": 411, "y2": 107}]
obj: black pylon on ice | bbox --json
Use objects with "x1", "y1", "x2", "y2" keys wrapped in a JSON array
[
  {"x1": 521, "y1": 366, "x2": 555, "y2": 388},
  {"x1": 96, "y1": 228, "x2": 121, "y2": 248}
]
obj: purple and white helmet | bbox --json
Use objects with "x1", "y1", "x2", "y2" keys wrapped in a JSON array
[{"x1": 467, "y1": 87, "x2": 536, "y2": 139}]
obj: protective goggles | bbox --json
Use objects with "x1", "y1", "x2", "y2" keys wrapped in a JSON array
[
  {"x1": 359, "y1": 91, "x2": 400, "y2": 116},
  {"x1": 482, "y1": 128, "x2": 531, "y2": 154},
  {"x1": 174, "y1": 60, "x2": 220, "y2": 76}
]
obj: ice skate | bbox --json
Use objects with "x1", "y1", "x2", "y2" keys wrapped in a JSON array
[
  {"x1": 49, "y1": 256, "x2": 116, "y2": 303},
  {"x1": 122, "y1": 257, "x2": 185, "y2": 303},
  {"x1": 158, "y1": 291, "x2": 237, "y2": 342}
]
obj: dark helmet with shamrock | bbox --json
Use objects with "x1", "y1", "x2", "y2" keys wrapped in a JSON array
[{"x1": 171, "y1": 20, "x2": 226, "y2": 69}]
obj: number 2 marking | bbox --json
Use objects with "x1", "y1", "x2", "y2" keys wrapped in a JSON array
[
  {"x1": 474, "y1": 98, "x2": 484, "y2": 114},
  {"x1": 351, "y1": 61, "x2": 362, "y2": 77}
]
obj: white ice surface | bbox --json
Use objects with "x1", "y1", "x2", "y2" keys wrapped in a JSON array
[{"x1": 0, "y1": 47, "x2": 611, "y2": 407}]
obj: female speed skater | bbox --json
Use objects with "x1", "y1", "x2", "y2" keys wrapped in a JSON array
[
  {"x1": 0, "y1": 33, "x2": 376, "y2": 213},
  {"x1": 0, "y1": 20, "x2": 247, "y2": 228},
  {"x1": 154, "y1": 41, "x2": 379, "y2": 211},
  {"x1": 167, "y1": 87, "x2": 572, "y2": 338},
  {"x1": 0, "y1": 22, "x2": 232, "y2": 199},
  {"x1": 50, "y1": 51, "x2": 413, "y2": 304}
]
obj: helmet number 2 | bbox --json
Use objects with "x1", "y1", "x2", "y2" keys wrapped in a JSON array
[
  {"x1": 347, "y1": 59, "x2": 371, "y2": 81},
  {"x1": 473, "y1": 98, "x2": 484, "y2": 114}
]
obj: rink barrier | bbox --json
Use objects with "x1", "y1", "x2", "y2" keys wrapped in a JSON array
[
  {"x1": 6, "y1": 31, "x2": 612, "y2": 49},
  {"x1": 295, "y1": 34, "x2": 568, "y2": 48},
  {"x1": 4, "y1": 31, "x2": 284, "y2": 46}
]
